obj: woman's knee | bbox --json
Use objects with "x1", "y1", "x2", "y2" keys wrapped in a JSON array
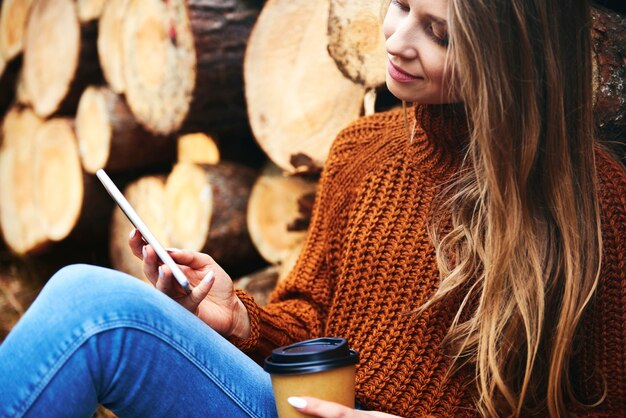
[
  {"x1": 45, "y1": 264, "x2": 116, "y2": 297},
  {"x1": 36, "y1": 264, "x2": 191, "y2": 338},
  {"x1": 41, "y1": 264, "x2": 153, "y2": 314}
]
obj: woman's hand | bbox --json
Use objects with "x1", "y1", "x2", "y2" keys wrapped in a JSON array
[
  {"x1": 129, "y1": 229, "x2": 250, "y2": 339},
  {"x1": 287, "y1": 397, "x2": 403, "y2": 418}
]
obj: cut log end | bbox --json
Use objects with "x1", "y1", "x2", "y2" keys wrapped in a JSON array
[
  {"x1": 245, "y1": 0, "x2": 365, "y2": 173},
  {"x1": 76, "y1": 85, "x2": 177, "y2": 173},
  {"x1": 33, "y1": 119, "x2": 84, "y2": 242},
  {"x1": 77, "y1": 0, "x2": 106, "y2": 22},
  {"x1": 98, "y1": 0, "x2": 129, "y2": 94},
  {"x1": 235, "y1": 265, "x2": 280, "y2": 307},
  {"x1": 0, "y1": 107, "x2": 46, "y2": 254},
  {"x1": 0, "y1": 0, "x2": 35, "y2": 61},
  {"x1": 177, "y1": 133, "x2": 220, "y2": 165},
  {"x1": 164, "y1": 163, "x2": 212, "y2": 252},
  {"x1": 123, "y1": 0, "x2": 196, "y2": 134},
  {"x1": 76, "y1": 86, "x2": 112, "y2": 173},
  {"x1": 23, "y1": 0, "x2": 81, "y2": 117},
  {"x1": 327, "y1": 0, "x2": 387, "y2": 88},
  {"x1": 247, "y1": 163, "x2": 316, "y2": 264}
]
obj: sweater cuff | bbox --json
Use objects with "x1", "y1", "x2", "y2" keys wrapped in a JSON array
[{"x1": 228, "y1": 288, "x2": 261, "y2": 351}]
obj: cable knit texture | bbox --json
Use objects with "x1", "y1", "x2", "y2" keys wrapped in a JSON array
[{"x1": 234, "y1": 105, "x2": 626, "y2": 417}]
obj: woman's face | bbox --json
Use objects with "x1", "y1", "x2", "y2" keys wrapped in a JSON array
[{"x1": 383, "y1": 0, "x2": 459, "y2": 104}]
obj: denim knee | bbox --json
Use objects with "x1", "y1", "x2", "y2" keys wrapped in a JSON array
[
  {"x1": 48, "y1": 263, "x2": 126, "y2": 291},
  {"x1": 39, "y1": 264, "x2": 155, "y2": 320}
]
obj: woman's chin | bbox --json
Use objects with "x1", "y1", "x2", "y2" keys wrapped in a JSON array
[
  {"x1": 385, "y1": 77, "x2": 460, "y2": 105},
  {"x1": 385, "y1": 82, "x2": 418, "y2": 103}
]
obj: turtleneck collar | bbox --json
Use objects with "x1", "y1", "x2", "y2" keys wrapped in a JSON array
[{"x1": 407, "y1": 102, "x2": 469, "y2": 170}]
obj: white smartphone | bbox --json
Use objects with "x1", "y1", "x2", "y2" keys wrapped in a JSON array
[{"x1": 96, "y1": 169, "x2": 192, "y2": 294}]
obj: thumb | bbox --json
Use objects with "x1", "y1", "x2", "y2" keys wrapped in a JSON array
[{"x1": 188, "y1": 271, "x2": 215, "y2": 307}]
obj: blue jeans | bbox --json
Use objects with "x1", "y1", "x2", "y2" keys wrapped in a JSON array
[{"x1": 0, "y1": 264, "x2": 278, "y2": 418}]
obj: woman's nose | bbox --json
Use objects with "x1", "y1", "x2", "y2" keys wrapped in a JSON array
[{"x1": 385, "y1": 18, "x2": 419, "y2": 60}]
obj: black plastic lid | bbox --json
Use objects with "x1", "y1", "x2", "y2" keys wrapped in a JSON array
[{"x1": 264, "y1": 337, "x2": 359, "y2": 375}]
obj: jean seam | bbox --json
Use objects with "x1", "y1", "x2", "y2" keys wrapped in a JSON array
[{"x1": 18, "y1": 318, "x2": 265, "y2": 418}]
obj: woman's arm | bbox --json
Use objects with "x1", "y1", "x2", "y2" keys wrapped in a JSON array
[{"x1": 231, "y1": 113, "x2": 391, "y2": 355}]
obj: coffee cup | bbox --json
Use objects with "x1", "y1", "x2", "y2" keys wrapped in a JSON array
[{"x1": 264, "y1": 337, "x2": 360, "y2": 418}]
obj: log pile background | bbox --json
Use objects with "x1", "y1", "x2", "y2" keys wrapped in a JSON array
[
  {"x1": 0, "y1": 0, "x2": 624, "y2": 368},
  {"x1": 0, "y1": 0, "x2": 386, "y2": 341}
]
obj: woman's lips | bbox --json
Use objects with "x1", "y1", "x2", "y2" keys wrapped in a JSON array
[{"x1": 387, "y1": 61, "x2": 421, "y2": 82}]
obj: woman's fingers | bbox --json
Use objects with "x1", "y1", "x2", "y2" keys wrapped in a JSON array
[
  {"x1": 184, "y1": 271, "x2": 215, "y2": 311},
  {"x1": 141, "y1": 244, "x2": 161, "y2": 284},
  {"x1": 167, "y1": 248, "x2": 215, "y2": 270},
  {"x1": 155, "y1": 265, "x2": 176, "y2": 294},
  {"x1": 156, "y1": 267, "x2": 215, "y2": 313},
  {"x1": 128, "y1": 228, "x2": 145, "y2": 259},
  {"x1": 287, "y1": 397, "x2": 397, "y2": 418},
  {"x1": 287, "y1": 397, "x2": 358, "y2": 418}
]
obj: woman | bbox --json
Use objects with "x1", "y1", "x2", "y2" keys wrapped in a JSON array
[{"x1": 1, "y1": 0, "x2": 624, "y2": 416}]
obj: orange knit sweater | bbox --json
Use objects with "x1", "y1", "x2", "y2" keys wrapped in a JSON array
[{"x1": 234, "y1": 105, "x2": 626, "y2": 417}]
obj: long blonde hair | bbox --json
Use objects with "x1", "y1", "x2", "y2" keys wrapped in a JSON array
[{"x1": 410, "y1": 0, "x2": 603, "y2": 416}]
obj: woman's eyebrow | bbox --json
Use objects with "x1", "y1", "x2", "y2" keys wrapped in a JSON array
[
  {"x1": 424, "y1": 13, "x2": 448, "y2": 25},
  {"x1": 422, "y1": 13, "x2": 448, "y2": 25}
]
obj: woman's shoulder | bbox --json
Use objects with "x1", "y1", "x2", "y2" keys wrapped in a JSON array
[
  {"x1": 324, "y1": 108, "x2": 405, "y2": 170},
  {"x1": 316, "y1": 108, "x2": 407, "y2": 200},
  {"x1": 332, "y1": 108, "x2": 404, "y2": 149}
]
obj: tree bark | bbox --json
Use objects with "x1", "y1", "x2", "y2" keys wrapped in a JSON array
[
  {"x1": 593, "y1": 0, "x2": 626, "y2": 15},
  {"x1": 180, "y1": 0, "x2": 264, "y2": 164},
  {"x1": 591, "y1": 6, "x2": 626, "y2": 161},
  {"x1": 14, "y1": 68, "x2": 29, "y2": 105},
  {"x1": 246, "y1": 163, "x2": 317, "y2": 264},
  {"x1": 0, "y1": 0, "x2": 35, "y2": 61},
  {"x1": 244, "y1": 0, "x2": 365, "y2": 173},
  {"x1": 22, "y1": 0, "x2": 101, "y2": 117},
  {"x1": 75, "y1": 86, "x2": 176, "y2": 174},
  {"x1": 109, "y1": 174, "x2": 168, "y2": 283},
  {"x1": 0, "y1": 55, "x2": 18, "y2": 116},
  {"x1": 164, "y1": 161, "x2": 261, "y2": 271}
]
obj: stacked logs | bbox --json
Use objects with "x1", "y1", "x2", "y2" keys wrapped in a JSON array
[{"x1": 0, "y1": 0, "x2": 624, "y2": 308}]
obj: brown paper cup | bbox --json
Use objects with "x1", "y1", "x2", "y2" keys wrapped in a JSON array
[{"x1": 264, "y1": 338, "x2": 359, "y2": 418}]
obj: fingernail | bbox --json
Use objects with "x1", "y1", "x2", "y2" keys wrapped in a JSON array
[
  {"x1": 287, "y1": 397, "x2": 307, "y2": 410},
  {"x1": 142, "y1": 245, "x2": 147, "y2": 259},
  {"x1": 158, "y1": 266, "x2": 164, "y2": 279},
  {"x1": 202, "y1": 270, "x2": 215, "y2": 285},
  {"x1": 166, "y1": 247, "x2": 181, "y2": 253},
  {"x1": 129, "y1": 229, "x2": 136, "y2": 239}
]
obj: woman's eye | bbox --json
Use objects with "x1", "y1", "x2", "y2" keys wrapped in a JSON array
[
  {"x1": 391, "y1": 0, "x2": 410, "y2": 12},
  {"x1": 427, "y1": 22, "x2": 449, "y2": 47}
]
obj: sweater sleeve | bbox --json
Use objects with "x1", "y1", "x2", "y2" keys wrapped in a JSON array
[
  {"x1": 230, "y1": 112, "x2": 393, "y2": 358},
  {"x1": 577, "y1": 150, "x2": 626, "y2": 415}
]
